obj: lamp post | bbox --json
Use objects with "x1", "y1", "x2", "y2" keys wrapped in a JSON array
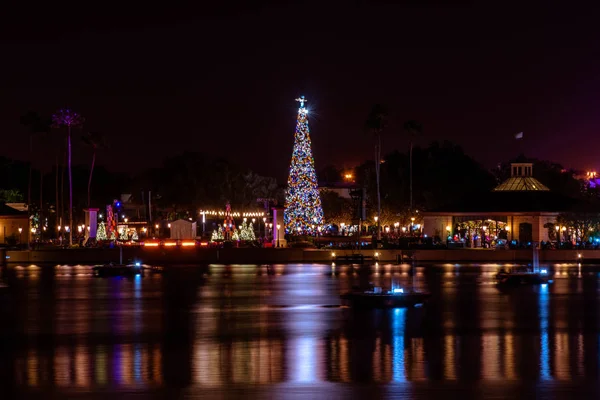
[
  {"x1": 446, "y1": 225, "x2": 451, "y2": 243},
  {"x1": 18, "y1": 227, "x2": 22, "y2": 247},
  {"x1": 276, "y1": 224, "x2": 281, "y2": 248},
  {"x1": 262, "y1": 217, "x2": 266, "y2": 239}
]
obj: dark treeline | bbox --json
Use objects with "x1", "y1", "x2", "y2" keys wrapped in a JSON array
[
  {"x1": 319, "y1": 141, "x2": 589, "y2": 226},
  {"x1": 0, "y1": 152, "x2": 283, "y2": 222},
  {"x1": 0, "y1": 141, "x2": 589, "y2": 227}
]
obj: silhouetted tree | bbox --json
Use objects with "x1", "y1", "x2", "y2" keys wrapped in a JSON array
[
  {"x1": 403, "y1": 120, "x2": 423, "y2": 210},
  {"x1": 365, "y1": 104, "x2": 388, "y2": 240},
  {"x1": 82, "y1": 132, "x2": 108, "y2": 208},
  {"x1": 19, "y1": 111, "x2": 50, "y2": 210},
  {"x1": 52, "y1": 109, "x2": 84, "y2": 245}
]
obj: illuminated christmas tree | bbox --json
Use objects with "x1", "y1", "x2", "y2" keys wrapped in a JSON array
[
  {"x1": 97, "y1": 222, "x2": 107, "y2": 241},
  {"x1": 239, "y1": 221, "x2": 256, "y2": 241},
  {"x1": 210, "y1": 225, "x2": 225, "y2": 242},
  {"x1": 284, "y1": 96, "x2": 324, "y2": 233}
]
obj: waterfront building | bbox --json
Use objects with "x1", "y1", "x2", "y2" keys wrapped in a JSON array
[{"x1": 422, "y1": 163, "x2": 576, "y2": 246}]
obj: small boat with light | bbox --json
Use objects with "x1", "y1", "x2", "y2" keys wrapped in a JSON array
[
  {"x1": 93, "y1": 261, "x2": 143, "y2": 277},
  {"x1": 341, "y1": 285, "x2": 430, "y2": 308},
  {"x1": 495, "y1": 268, "x2": 552, "y2": 286},
  {"x1": 92, "y1": 246, "x2": 143, "y2": 277}
]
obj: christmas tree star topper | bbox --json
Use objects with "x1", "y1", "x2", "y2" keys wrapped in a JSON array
[{"x1": 295, "y1": 95, "x2": 307, "y2": 108}]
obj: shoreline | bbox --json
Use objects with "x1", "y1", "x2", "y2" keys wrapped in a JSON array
[{"x1": 2, "y1": 247, "x2": 597, "y2": 265}]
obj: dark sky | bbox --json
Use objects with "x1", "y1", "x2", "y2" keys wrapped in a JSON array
[{"x1": 2, "y1": 1, "x2": 600, "y2": 182}]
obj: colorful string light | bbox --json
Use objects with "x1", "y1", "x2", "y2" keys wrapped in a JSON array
[{"x1": 284, "y1": 96, "x2": 324, "y2": 234}]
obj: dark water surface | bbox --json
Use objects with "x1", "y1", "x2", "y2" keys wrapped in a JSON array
[{"x1": 1, "y1": 262, "x2": 600, "y2": 399}]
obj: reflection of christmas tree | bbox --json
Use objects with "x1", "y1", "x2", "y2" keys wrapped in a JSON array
[
  {"x1": 284, "y1": 96, "x2": 324, "y2": 234},
  {"x1": 97, "y1": 222, "x2": 107, "y2": 240},
  {"x1": 132, "y1": 229, "x2": 139, "y2": 241}
]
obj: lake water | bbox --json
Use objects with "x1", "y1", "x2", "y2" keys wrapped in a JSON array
[{"x1": 1, "y1": 263, "x2": 600, "y2": 399}]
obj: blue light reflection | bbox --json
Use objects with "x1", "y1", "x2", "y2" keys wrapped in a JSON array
[
  {"x1": 392, "y1": 308, "x2": 407, "y2": 382},
  {"x1": 539, "y1": 283, "x2": 551, "y2": 381}
]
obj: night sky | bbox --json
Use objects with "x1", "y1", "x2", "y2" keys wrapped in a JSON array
[{"x1": 2, "y1": 1, "x2": 600, "y2": 182}]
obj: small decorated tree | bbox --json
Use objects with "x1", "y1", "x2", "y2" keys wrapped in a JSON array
[
  {"x1": 132, "y1": 229, "x2": 139, "y2": 241},
  {"x1": 210, "y1": 225, "x2": 225, "y2": 242},
  {"x1": 119, "y1": 227, "x2": 128, "y2": 241},
  {"x1": 97, "y1": 221, "x2": 107, "y2": 241},
  {"x1": 240, "y1": 221, "x2": 256, "y2": 241},
  {"x1": 232, "y1": 229, "x2": 240, "y2": 241}
]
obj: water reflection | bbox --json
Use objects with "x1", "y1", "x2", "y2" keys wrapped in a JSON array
[
  {"x1": 539, "y1": 283, "x2": 551, "y2": 380},
  {"x1": 3, "y1": 263, "x2": 600, "y2": 393}
]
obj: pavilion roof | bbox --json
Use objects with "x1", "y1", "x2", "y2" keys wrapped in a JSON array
[{"x1": 493, "y1": 176, "x2": 550, "y2": 192}]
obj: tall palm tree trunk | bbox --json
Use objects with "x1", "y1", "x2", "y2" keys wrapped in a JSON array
[
  {"x1": 61, "y1": 148, "x2": 66, "y2": 228},
  {"x1": 39, "y1": 171, "x2": 43, "y2": 242},
  {"x1": 375, "y1": 135, "x2": 381, "y2": 241},
  {"x1": 68, "y1": 126, "x2": 73, "y2": 246},
  {"x1": 27, "y1": 135, "x2": 33, "y2": 249},
  {"x1": 409, "y1": 140, "x2": 413, "y2": 211},
  {"x1": 87, "y1": 149, "x2": 96, "y2": 209},
  {"x1": 28, "y1": 135, "x2": 32, "y2": 209},
  {"x1": 55, "y1": 156, "x2": 59, "y2": 232}
]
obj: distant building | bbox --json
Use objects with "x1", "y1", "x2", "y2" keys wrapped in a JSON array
[
  {"x1": 318, "y1": 181, "x2": 357, "y2": 199},
  {"x1": 170, "y1": 219, "x2": 197, "y2": 239},
  {"x1": 0, "y1": 203, "x2": 29, "y2": 245},
  {"x1": 423, "y1": 163, "x2": 575, "y2": 245},
  {"x1": 574, "y1": 170, "x2": 600, "y2": 189}
]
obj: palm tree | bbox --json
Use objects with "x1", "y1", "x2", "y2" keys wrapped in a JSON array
[
  {"x1": 19, "y1": 112, "x2": 50, "y2": 212},
  {"x1": 82, "y1": 132, "x2": 107, "y2": 208},
  {"x1": 403, "y1": 120, "x2": 423, "y2": 212},
  {"x1": 365, "y1": 104, "x2": 388, "y2": 242},
  {"x1": 52, "y1": 109, "x2": 85, "y2": 246}
]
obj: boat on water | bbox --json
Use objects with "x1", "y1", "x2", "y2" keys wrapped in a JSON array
[
  {"x1": 495, "y1": 268, "x2": 552, "y2": 286},
  {"x1": 92, "y1": 261, "x2": 143, "y2": 277},
  {"x1": 143, "y1": 264, "x2": 164, "y2": 273},
  {"x1": 92, "y1": 245, "x2": 145, "y2": 277},
  {"x1": 341, "y1": 286, "x2": 431, "y2": 308}
]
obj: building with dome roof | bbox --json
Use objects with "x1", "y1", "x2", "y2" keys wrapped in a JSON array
[{"x1": 422, "y1": 162, "x2": 575, "y2": 246}]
